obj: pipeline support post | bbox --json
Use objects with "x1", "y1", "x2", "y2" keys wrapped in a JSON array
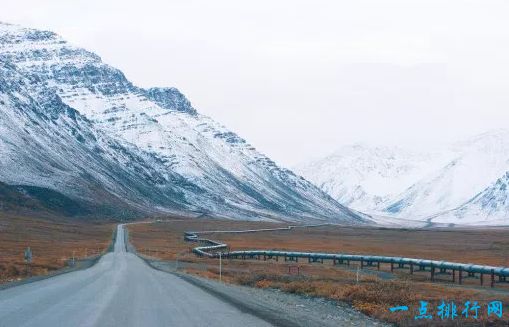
[
  {"x1": 184, "y1": 231, "x2": 509, "y2": 291},
  {"x1": 219, "y1": 252, "x2": 222, "y2": 283}
]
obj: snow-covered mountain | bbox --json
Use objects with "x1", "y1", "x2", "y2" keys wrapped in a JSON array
[
  {"x1": 0, "y1": 61, "x2": 186, "y2": 217},
  {"x1": 384, "y1": 130, "x2": 509, "y2": 220},
  {"x1": 294, "y1": 144, "x2": 447, "y2": 212},
  {"x1": 297, "y1": 130, "x2": 509, "y2": 225},
  {"x1": 430, "y1": 172, "x2": 509, "y2": 225},
  {"x1": 0, "y1": 22, "x2": 363, "y2": 223}
]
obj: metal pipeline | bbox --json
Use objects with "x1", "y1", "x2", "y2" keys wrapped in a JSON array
[{"x1": 184, "y1": 229, "x2": 509, "y2": 278}]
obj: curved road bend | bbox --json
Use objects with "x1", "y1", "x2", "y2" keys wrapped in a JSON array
[{"x1": 0, "y1": 225, "x2": 271, "y2": 327}]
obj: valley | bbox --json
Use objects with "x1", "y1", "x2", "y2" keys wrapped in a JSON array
[
  {"x1": 128, "y1": 219, "x2": 509, "y2": 326},
  {"x1": 0, "y1": 3, "x2": 508, "y2": 327},
  {"x1": 0, "y1": 214, "x2": 114, "y2": 285}
]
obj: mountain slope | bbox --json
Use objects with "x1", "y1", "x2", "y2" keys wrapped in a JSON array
[
  {"x1": 383, "y1": 130, "x2": 509, "y2": 219},
  {"x1": 430, "y1": 172, "x2": 509, "y2": 225},
  {"x1": 0, "y1": 61, "x2": 193, "y2": 218},
  {"x1": 0, "y1": 181, "x2": 91, "y2": 217},
  {"x1": 0, "y1": 22, "x2": 361, "y2": 222},
  {"x1": 294, "y1": 144, "x2": 447, "y2": 213},
  {"x1": 297, "y1": 131, "x2": 509, "y2": 224}
]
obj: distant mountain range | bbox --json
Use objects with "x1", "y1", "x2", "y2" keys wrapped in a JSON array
[
  {"x1": 0, "y1": 22, "x2": 363, "y2": 223},
  {"x1": 296, "y1": 130, "x2": 509, "y2": 225}
]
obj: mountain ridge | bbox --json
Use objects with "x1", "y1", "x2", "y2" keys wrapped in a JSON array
[
  {"x1": 430, "y1": 171, "x2": 509, "y2": 225},
  {"x1": 0, "y1": 22, "x2": 362, "y2": 223},
  {"x1": 297, "y1": 131, "x2": 509, "y2": 225}
]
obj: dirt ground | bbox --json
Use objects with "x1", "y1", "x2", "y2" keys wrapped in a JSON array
[
  {"x1": 0, "y1": 214, "x2": 115, "y2": 284},
  {"x1": 128, "y1": 218, "x2": 509, "y2": 326}
]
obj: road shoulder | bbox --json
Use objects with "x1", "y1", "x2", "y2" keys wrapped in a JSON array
[{"x1": 146, "y1": 259, "x2": 389, "y2": 327}]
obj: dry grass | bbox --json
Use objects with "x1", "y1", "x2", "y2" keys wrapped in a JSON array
[
  {"x1": 183, "y1": 259, "x2": 509, "y2": 326},
  {"x1": 211, "y1": 225, "x2": 509, "y2": 267},
  {"x1": 231, "y1": 270, "x2": 508, "y2": 326},
  {"x1": 0, "y1": 214, "x2": 115, "y2": 284},
  {"x1": 128, "y1": 219, "x2": 283, "y2": 261},
  {"x1": 128, "y1": 219, "x2": 509, "y2": 326}
]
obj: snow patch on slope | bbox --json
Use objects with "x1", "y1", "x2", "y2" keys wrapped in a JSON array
[
  {"x1": 430, "y1": 171, "x2": 509, "y2": 225},
  {"x1": 384, "y1": 130, "x2": 509, "y2": 219},
  {"x1": 295, "y1": 144, "x2": 448, "y2": 213},
  {"x1": 297, "y1": 130, "x2": 509, "y2": 225},
  {"x1": 0, "y1": 22, "x2": 362, "y2": 222}
]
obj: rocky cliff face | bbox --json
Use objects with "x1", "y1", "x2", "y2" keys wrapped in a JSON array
[
  {"x1": 0, "y1": 61, "x2": 192, "y2": 218},
  {"x1": 144, "y1": 87, "x2": 197, "y2": 115},
  {"x1": 0, "y1": 22, "x2": 363, "y2": 223}
]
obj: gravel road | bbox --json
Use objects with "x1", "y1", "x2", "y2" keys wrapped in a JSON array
[
  {"x1": 149, "y1": 260, "x2": 389, "y2": 327},
  {"x1": 0, "y1": 225, "x2": 389, "y2": 326}
]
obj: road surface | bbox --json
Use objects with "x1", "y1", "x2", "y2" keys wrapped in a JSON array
[{"x1": 0, "y1": 225, "x2": 271, "y2": 327}]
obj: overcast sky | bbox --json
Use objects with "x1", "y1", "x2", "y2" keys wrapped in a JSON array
[{"x1": 2, "y1": 0, "x2": 509, "y2": 166}]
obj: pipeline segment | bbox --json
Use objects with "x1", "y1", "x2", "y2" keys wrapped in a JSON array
[{"x1": 184, "y1": 228, "x2": 509, "y2": 281}]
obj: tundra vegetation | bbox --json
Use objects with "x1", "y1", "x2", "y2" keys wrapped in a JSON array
[
  {"x1": 128, "y1": 219, "x2": 509, "y2": 326},
  {"x1": 0, "y1": 215, "x2": 114, "y2": 284}
]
